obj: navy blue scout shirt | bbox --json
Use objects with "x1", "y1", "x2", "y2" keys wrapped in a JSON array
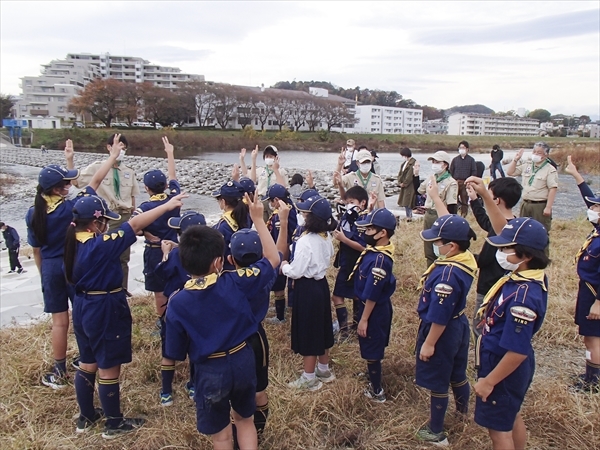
[
  {"x1": 134, "y1": 180, "x2": 181, "y2": 243},
  {"x1": 72, "y1": 222, "x2": 137, "y2": 291},
  {"x1": 480, "y1": 271, "x2": 548, "y2": 357},
  {"x1": 354, "y1": 245, "x2": 396, "y2": 306},
  {"x1": 576, "y1": 182, "x2": 600, "y2": 296},
  {"x1": 26, "y1": 186, "x2": 96, "y2": 259},
  {"x1": 154, "y1": 247, "x2": 190, "y2": 298},
  {"x1": 337, "y1": 208, "x2": 366, "y2": 270},
  {"x1": 267, "y1": 206, "x2": 298, "y2": 247},
  {"x1": 213, "y1": 211, "x2": 242, "y2": 270},
  {"x1": 418, "y1": 252, "x2": 478, "y2": 325},
  {"x1": 165, "y1": 257, "x2": 276, "y2": 363}
]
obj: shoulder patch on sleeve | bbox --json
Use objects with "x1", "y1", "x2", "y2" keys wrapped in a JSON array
[
  {"x1": 510, "y1": 306, "x2": 537, "y2": 322},
  {"x1": 372, "y1": 267, "x2": 387, "y2": 278},
  {"x1": 434, "y1": 283, "x2": 453, "y2": 296}
]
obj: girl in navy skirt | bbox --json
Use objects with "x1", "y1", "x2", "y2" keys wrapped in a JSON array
[{"x1": 281, "y1": 195, "x2": 337, "y2": 391}]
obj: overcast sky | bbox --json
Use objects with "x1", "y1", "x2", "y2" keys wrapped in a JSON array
[{"x1": 1, "y1": 1, "x2": 599, "y2": 118}]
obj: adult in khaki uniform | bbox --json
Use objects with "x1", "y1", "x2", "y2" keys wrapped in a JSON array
[
  {"x1": 506, "y1": 142, "x2": 558, "y2": 234},
  {"x1": 75, "y1": 134, "x2": 140, "y2": 289},
  {"x1": 397, "y1": 147, "x2": 417, "y2": 221},
  {"x1": 417, "y1": 151, "x2": 458, "y2": 267},
  {"x1": 247, "y1": 145, "x2": 288, "y2": 222},
  {"x1": 334, "y1": 149, "x2": 386, "y2": 209}
]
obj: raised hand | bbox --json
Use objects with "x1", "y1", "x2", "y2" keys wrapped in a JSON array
[
  {"x1": 162, "y1": 136, "x2": 174, "y2": 154},
  {"x1": 564, "y1": 155, "x2": 579, "y2": 177},
  {"x1": 232, "y1": 164, "x2": 240, "y2": 181},
  {"x1": 166, "y1": 192, "x2": 188, "y2": 210},
  {"x1": 239, "y1": 148, "x2": 246, "y2": 160},
  {"x1": 426, "y1": 175, "x2": 439, "y2": 198},
  {"x1": 465, "y1": 176, "x2": 487, "y2": 196},
  {"x1": 109, "y1": 133, "x2": 124, "y2": 159},
  {"x1": 251, "y1": 145, "x2": 259, "y2": 160},
  {"x1": 338, "y1": 148, "x2": 346, "y2": 166},
  {"x1": 333, "y1": 171, "x2": 342, "y2": 187},
  {"x1": 64, "y1": 139, "x2": 74, "y2": 160},
  {"x1": 277, "y1": 199, "x2": 290, "y2": 221},
  {"x1": 466, "y1": 182, "x2": 478, "y2": 201},
  {"x1": 514, "y1": 148, "x2": 525, "y2": 161},
  {"x1": 273, "y1": 156, "x2": 281, "y2": 171},
  {"x1": 246, "y1": 192, "x2": 264, "y2": 222},
  {"x1": 306, "y1": 170, "x2": 314, "y2": 188}
]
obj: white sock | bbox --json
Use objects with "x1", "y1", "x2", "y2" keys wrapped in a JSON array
[
  {"x1": 317, "y1": 363, "x2": 329, "y2": 372},
  {"x1": 302, "y1": 371, "x2": 316, "y2": 380}
]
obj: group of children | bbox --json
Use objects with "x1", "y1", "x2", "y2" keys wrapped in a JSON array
[{"x1": 23, "y1": 136, "x2": 599, "y2": 449}]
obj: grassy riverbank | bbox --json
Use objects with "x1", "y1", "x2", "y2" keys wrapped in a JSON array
[{"x1": 0, "y1": 217, "x2": 598, "y2": 449}]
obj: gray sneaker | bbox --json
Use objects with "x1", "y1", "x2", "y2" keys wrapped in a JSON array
[
  {"x1": 102, "y1": 417, "x2": 145, "y2": 440},
  {"x1": 76, "y1": 408, "x2": 104, "y2": 434},
  {"x1": 415, "y1": 425, "x2": 449, "y2": 447},
  {"x1": 315, "y1": 367, "x2": 336, "y2": 383},
  {"x1": 265, "y1": 317, "x2": 286, "y2": 325},
  {"x1": 364, "y1": 383, "x2": 386, "y2": 403},
  {"x1": 288, "y1": 375, "x2": 323, "y2": 391}
]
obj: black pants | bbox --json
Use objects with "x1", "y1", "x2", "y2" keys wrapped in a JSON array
[{"x1": 8, "y1": 247, "x2": 22, "y2": 271}]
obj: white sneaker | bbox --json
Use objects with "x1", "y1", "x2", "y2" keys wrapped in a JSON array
[
  {"x1": 288, "y1": 375, "x2": 323, "y2": 391},
  {"x1": 315, "y1": 367, "x2": 336, "y2": 383},
  {"x1": 265, "y1": 317, "x2": 286, "y2": 325}
]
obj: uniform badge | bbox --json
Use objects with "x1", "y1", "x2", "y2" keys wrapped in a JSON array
[
  {"x1": 371, "y1": 182, "x2": 376, "y2": 187},
  {"x1": 111, "y1": 232, "x2": 118, "y2": 240},
  {"x1": 524, "y1": 165, "x2": 532, "y2": 175},
  {"x1": 371, "y1": 267, "x2": 387, "y2": 278},
  {"x1": 124, "y1": 173, "x2": 130, "y2": 179},
  {"x1": 510, "y1": 306, "x2": 537, "y2": 323},
  {"x1": 118, "y1": 230, "x2": 124, "y2": 238},
  {"x1": 434, "y1": 283, "x2": 453, "y2": 295}
]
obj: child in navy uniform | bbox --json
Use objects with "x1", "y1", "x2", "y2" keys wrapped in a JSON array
[
  {"x1": 263, "y1": 183, "x2": 297, "y2": 324},
  {"x1": 212, "y1": 180, "x2": 251, "y2": 271},
  {"x1": 350, "y1": 208, "x2": 397, "y2": 402},
  {"x1": 282, "y1": 196, "x2": 337, "y2": 391},
  {"x1": 64, "y1": 191, "x2": 186, "y2": 438},
  {"x1": 154, "y1": 211, "x2": 207, "y2": 405},
  {"x1": 134, "y1": 136, "x2": 181, "y2": 318},
  {"x1": 26, "y1": 138, "x2": 120, "y2": 389},
  {"x1": 565, "y1": 156, "x2": 600, "y2": 393},
  {"x1": 474, "y1": 217, "x2": 549, "y2": 450},
  {"x1": 165, "y1": 193, "x2": 281, "y2": 450},
  {"x1": 416, "y1": 214, "x2": 478, "y2": 446},
  {"x1": 331, "y1": 186, "x2": 368, "y2": 341}
]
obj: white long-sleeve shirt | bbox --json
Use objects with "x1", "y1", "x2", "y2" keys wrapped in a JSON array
[{"x1": 281, "y1": 232, "x2": 334, "y2": 280}]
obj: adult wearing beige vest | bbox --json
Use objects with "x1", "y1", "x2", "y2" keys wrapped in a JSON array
[
  {"x1": 247, "y1": 145, "x2": 288, "y2": 222},
  {"x1": 334, "y1": 149, "x2": 386, "y2": 209},
  {"x1": 506, "y1": 142, "x2": 558, "y2": 234},
  {"x1": 417, "y1": 151, "x2": 458, "y2": 267},
  {"x1": 74, "y1": 134, "x2": 140, "y2": 289}
]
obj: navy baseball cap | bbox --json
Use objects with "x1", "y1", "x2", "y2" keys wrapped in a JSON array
[
  {"x1": 296, "y1": 196, "x2": 332, "y2": 221},
  {"x1": 262, "y1": 183, "x2": 288, "y2": 201},
  {"x1": 143, "y1": 169, "x2": 167, "y2": 192},
  {"x1": 421, "y1": 214, "x2": 471, "y2": 242},
  {"x1": 239, "y1": 177, "x2": 256, "y2": 194},
  {"x1": 38, "y1": 165, "x2": 79, "y2": 190},
  {"x1": 585, "y1": 195, "x2": 600, "y2": 205},
  {"x1": 230, "y1": 228, "x2": 263, "y2": 261},
  {"x1": 486, "y1": 217, "x2": 548, "y2": 250},
  {"x1": 168, "y1": 211, "x2": 207, "y2": 231},
  {"x1": 356, "y1": 208, "x2": 397, "y2": 230},
  {"x1": 299, "y1": 189, "x2": 320, "y2": 202},
  {"x1": 73, "y1": 195, "x2": 120, "y2": 220},
  {"x1": 212, "y1": 180, "x2": 244, "y2": 198}
]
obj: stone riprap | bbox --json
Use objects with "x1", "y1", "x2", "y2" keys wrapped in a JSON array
[{"x1": 0, "y1": 148, "x2": 401, "y2": 200}]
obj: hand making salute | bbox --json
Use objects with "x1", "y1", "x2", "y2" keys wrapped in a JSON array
[
  {"x1": 565, "y1": 156, "x2": 600, "y2": 394},
  {"x1": 26, "y1": 137, "x2": 121, "y2": 390},
  {"x1": 64, "y1": 186, "x2": 186, "y2": 438},
  {"x1": 334, "y1": 148, "x2": 386, "y2": 209}
]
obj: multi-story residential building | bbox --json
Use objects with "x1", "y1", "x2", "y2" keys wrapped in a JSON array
[
  {"x1": 12, "y1": 53, "x2": 204, "y2": 122},
  {"x1": 423, "y1": 119, "x2": 448, "y2": 135},
  {"x1": 353, "y1": 105, "x2": 423, "y2": 134},
  {"x1": 448, "y1": 113, "x2": 539, "y2": 136}
]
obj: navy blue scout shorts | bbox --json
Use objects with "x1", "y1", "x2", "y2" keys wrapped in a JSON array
[
  {"x1": 73, "y1": 292, "x2": 132, "y2": 369},
  {"x1": 143, "y1": 246, "x2": 167, "y2": 292},
  {"x1": 575, "y1": 280, "x2": 600, "y2": 337},
  {"x1": 415, "y1": 315, "x2": 470, "y2": 392},
  {"x1": 475, "y1": 350, "x2": 535, "y2": 432},
  {"x1": 41, "y1": 257, "x2": 74, "y2": 313},
  {"x1": 247, "y1": 323, "x2": 269, "y2": 392},
  {"x1": 333, "y1": 267, "x2": 356, "y2": 299},
  {"x1": 271, "y1": 273, "x2": 287, "y2": 292},
  {"x1": 358, "y1": 300, "x2": 392, "y2": 361},
  {"x1": 193, "y1": 345, "x2": 257, "y2": 435}
]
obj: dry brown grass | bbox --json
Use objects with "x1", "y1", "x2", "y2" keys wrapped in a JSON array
[
  {"x1": 0, "y1": 219, "x2": 598, "y2": 449},
  {"x1": 0, "y1": 173, "x2": 18, "y2": 197},
  {"x1": 551, "y1": 146, "x2": 600, "y2": 175}
]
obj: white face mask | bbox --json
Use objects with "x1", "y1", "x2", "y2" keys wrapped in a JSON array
[
  {"x1": 531, "y1": 154, "x2": 543, "y2": 164},
  {"x1": 432, "y1": 163, "x2": 444, "y2": 174},
  {"x1": 264, "y1": 158, "x2": 275, "y2": 166},
  {"x1": 587, "y1": 209, "x2": 600, "y2": 224},
  {"x1": 495, "y1": 250, "x2": 521, "y2": 271},
  {"x1": 116, "y1": 149, "x2": 126, "y2": 161},
  {"x1": 458, "y1": 148, "x2": 467, "y2": 156},
  {"x1": 433, "y1": 244, "x2": 446, "y2": 259},
  {"x1": 359, "y1": 163, "x2": 372, "y2": 174}
]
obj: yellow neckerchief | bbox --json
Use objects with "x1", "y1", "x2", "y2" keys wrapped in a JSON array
[
  {"x1": 149, "y1": 193, "x2": 168, "y2": 202},
  {"x1": 418, "y1": 250, "x2": 478, "y2": 290},
  {"x1": 184, "y1": 273, "x2": 219, "y2": 290},
  {"x1": 575, "y1": 228, "x2": 600, "y2": 263},
  {"x1": 347, "y1": 243, "x2": 395, "y2": 281},
  {"x1": 476, "y1": 269, "x2": 546, "y2": 319},
  {"x1": 221, "y1": 210, "x2": 239, "y2": 232},
  {"x1": 41, "y1": 194, "x2": 64, "y2": 214},
  {"x1": 75, "y1": 231, "x2": 95, "y2": 244}
]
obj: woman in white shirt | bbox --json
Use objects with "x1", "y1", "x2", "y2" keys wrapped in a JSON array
[{"x1": 281, "y1": 195, "x2": 337, "y2": 391}]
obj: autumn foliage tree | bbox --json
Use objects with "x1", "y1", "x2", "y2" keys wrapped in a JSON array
[{"x1": 69, "y1": 78, "x2": 126, "y2": 126}]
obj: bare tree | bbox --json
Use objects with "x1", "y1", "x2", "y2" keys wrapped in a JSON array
[
  {"x1": 120, "y1": 82, "x2": 147, "y2": 125},
  {"x1": 271, "y1": 92, "x2": 294, "y2": 131},
  {"x1": 305, "y1": 98, "x2": 327, "y2": 132},
  {"x1": 254, "y1": 91, "x2": 277, "y2": 131},
  {"x1": 290, "y1": 99, "x2": 309, "y2": 131},
  {"x1": 236, "y1": 89, "x2": 258, "y2": 129},
  {"x1": 182, "y1": 80, "x2": 217, "y2": 126},
  {"x1": 322, "y1": 101, "x2": 354, "y2": 132},
  {"x1": 212, "y1": 84, "x2": 239, "y2": 129}
]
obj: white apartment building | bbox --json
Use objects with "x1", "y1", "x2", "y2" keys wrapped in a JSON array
[
  {"x1": 354, "y1": 105, "x2": 423, "y2": 134},
  {"x1": 12, "y1": 53, "x2": 204, "y2": 122},
  {"x1": 448, "y1": 113, "x2": 539, "y2": 136},
  {"x1": 423, "y1": 119, "x2": 448, "y2": 135}
]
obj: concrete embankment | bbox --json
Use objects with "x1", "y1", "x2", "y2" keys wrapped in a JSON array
[{"x1": 0, "y1": 148, "x2": 402, "y2": 200}]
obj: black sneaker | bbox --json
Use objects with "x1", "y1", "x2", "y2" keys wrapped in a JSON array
[
  {"x1": 102, "y1": 417, "x2": 146, "y2": 440},
  {"x1": 570, "y1": 380, "x2": 600, "y2": 394},
  {"x1": 17, "y1": 268, "x2": 26, "y2": 274},
  {"x1": 76, "y1": 408, "x2": 104, "y2": 434}
]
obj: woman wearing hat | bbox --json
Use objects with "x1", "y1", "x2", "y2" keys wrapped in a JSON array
[
  {"x1": 247, "y1": 145, "x2": 288, "y2": 222},
  {"x1": 565, "y1": 156, "x2": 600, "y2": 393},
  {"x1": 26, "y1": 137, "x2": 123, "y2": 389}
]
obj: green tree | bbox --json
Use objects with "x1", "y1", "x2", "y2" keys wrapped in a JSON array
[
  {"x1": 0, "y1": 93, "x2": 15, "y2": 119},
  {"x1": 528, "y1": 109, "x2": 551, "y2": 123}
]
